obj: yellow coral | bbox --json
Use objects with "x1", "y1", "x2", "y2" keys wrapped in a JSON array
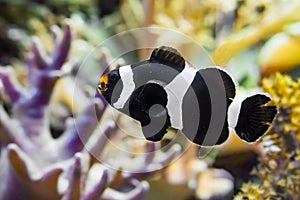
[
  {"x1": 259, "y1": 32, "x2": 300, "y2": 77},
  {"x1": 262, "y1": 73, "x2": 300, "y2": 141},
  {"x1": 213, "y1": 0, "x2": 300, "y2": 65},
  {"x1": 236, "y1": 73, "x2": 300, "y2": 199},
  {"x1": 152, "y1": 0, "x2": 218, "y2": 48},
  {"x1": 234, "y1": 182, "x2": 278, "y2": 200},
  {"x1": 142, "y1": 0, "x2": 300, "y2": 65}
]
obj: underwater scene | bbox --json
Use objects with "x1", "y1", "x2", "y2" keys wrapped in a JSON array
[{"x1": 0, "y1": 0, "x2": 300, "y2": 199}]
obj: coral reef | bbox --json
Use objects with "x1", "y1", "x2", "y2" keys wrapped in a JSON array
[
  {"x1": 258, "y1": 28, "x2": 300, "y2": 77},
  {"x1": 0, "y1": 21, "x2": 181, "y2": 199},
  {"x1": 119, "y1": 0, "x2": 300, "y2": 67},
  {"x1": 165, "y1": 145, "x2": 234, "y2": 199},
  {"x1": 2, "y1": 1, "x2": 300, "y2": 199},
  {"x1": 235, "y1": 73, "x2": 300, "y2": 200}
]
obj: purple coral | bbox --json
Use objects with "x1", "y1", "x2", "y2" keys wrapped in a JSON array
[{"x1": 0, "y1": 21, "x2": 181, "y2": 199}]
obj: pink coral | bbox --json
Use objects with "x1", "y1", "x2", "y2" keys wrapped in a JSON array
[{"x1": 0, "y1": 21, "x2": 181, "y2": 199}]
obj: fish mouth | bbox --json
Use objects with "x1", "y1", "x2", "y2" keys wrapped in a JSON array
[
  {"x1": 97, "y1": 75, "x2": 109, "y2": 95},
  {"x1": 97, "y1": 82, "x2": 107, "y2": 95}
]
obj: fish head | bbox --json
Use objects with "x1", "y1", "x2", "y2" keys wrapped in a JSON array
[{"x1": 97, "y1": 68, "x2": 122, "y2": 105}]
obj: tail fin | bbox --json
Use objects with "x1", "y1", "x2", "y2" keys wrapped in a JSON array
[{"x1": 232, "y1": 94, "x2": 277, "y2": 142}]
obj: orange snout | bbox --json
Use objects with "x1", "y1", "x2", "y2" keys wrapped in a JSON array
[{"x1": 97, "y1": 75, "x2": 108, "y2": 95}]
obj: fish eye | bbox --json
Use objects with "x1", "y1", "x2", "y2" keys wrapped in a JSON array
[{"x1": 109, "y1": 73, "x2": 119, "y2": 82}]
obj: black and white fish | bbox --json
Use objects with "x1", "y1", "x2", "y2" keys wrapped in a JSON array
[{"x1": 96, "y1": 46, "x2": 277, "y2": 146}]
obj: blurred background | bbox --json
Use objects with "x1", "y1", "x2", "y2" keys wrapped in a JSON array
[{"x1": 0, "y1": 0, "x2": 300, "y2": 199}]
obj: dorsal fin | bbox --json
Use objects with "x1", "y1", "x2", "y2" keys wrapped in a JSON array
[
  {"x1": 150, "y1": 46, "x2": 185, "y2": 70},
  {"x1": 199, "y1": 68, "x2": 236, "y2": 101}
]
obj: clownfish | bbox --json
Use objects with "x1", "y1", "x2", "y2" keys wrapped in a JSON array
[{"x1": 96, "y1": 46, "x2": 277, "y2": 146}]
